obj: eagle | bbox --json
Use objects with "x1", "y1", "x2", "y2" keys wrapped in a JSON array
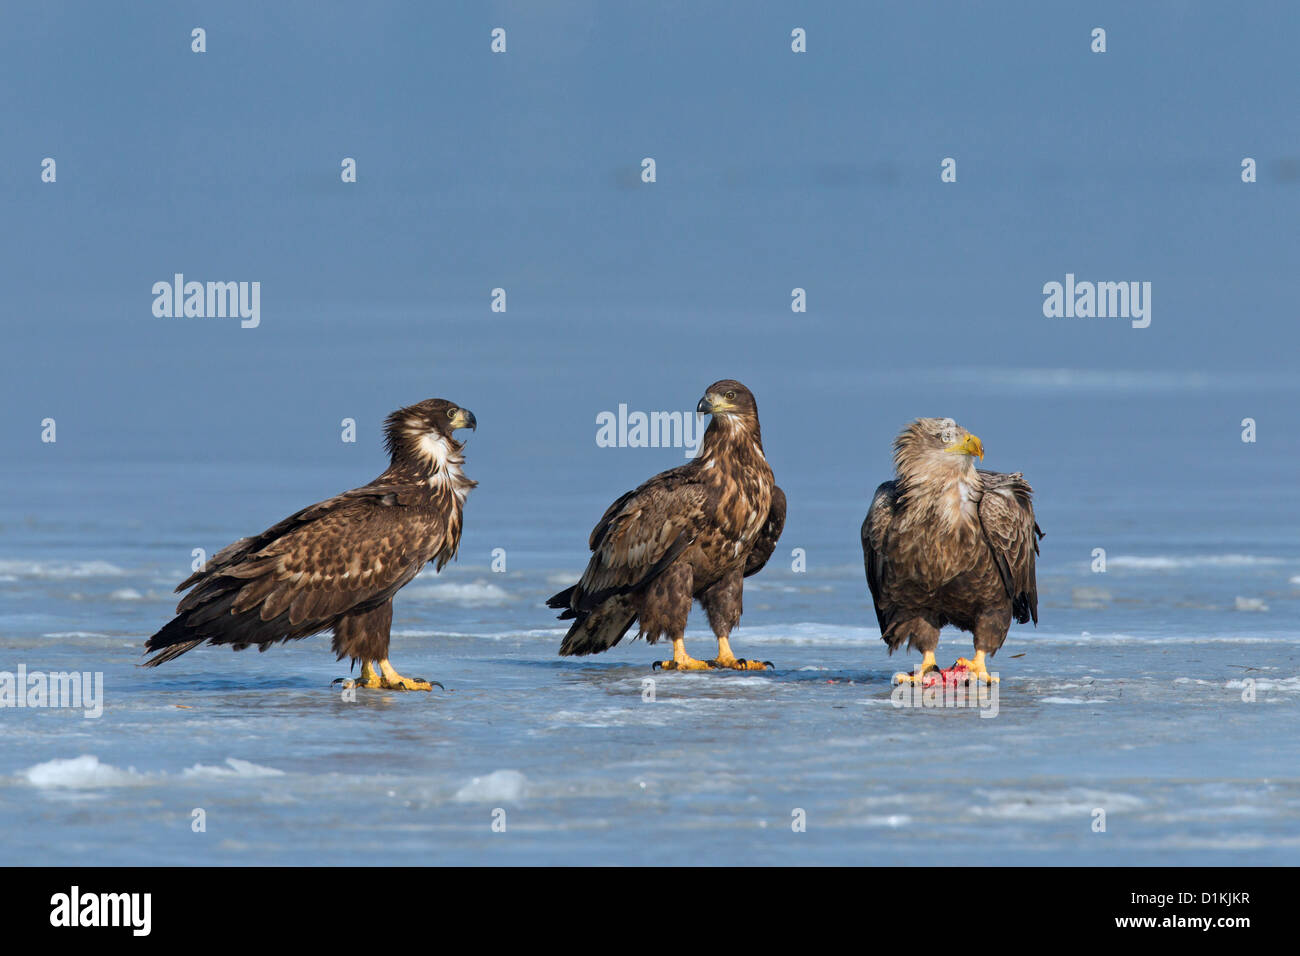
[
  {"x1": 548, "y1": 380, "x2": 786, "y2": 671},
  {"x1": 143, "y1": 398, "x2": 477, "y2": 691},
  {"x1": 861, "y1": 418, "x2": 1042, "y2": 684}
]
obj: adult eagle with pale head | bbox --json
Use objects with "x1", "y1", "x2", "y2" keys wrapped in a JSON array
[
  {"x1": 861, "y1": 418, "x2": 1042, "y2": 684},
  {"x1": 143, "y1": 398, "x2": 477, "y2": 690},
  {"x1": 548, "y1": 380, "x2": 786, "y2": 670}
]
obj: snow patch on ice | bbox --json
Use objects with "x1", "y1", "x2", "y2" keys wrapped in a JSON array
[
  {"x1": 407, "y1": 579, "x2": 513, "y2": 606},
  {"x1": 20, "y1": 755, "x2": 287, "y2": 789},
  {"x1": 454, "y1": 770, "x2": 527, "y2": 802},
  {"x1": 19, "y1": 755, "x2": 150, "y2": 789},
  {"x1": 182, "y1": 758, "x2": 285, "y2": 779}
]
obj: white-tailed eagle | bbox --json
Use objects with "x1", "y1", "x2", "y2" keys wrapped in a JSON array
[
  {"x1": 143, "y1": 398, "x2": 477, "y2": 690},
  {"x1": 861, "y1": 418, "x2": 1042, "y2": 684},
  {"x1": 548, "y1": 380, "x2": 786, "y2": 670}
]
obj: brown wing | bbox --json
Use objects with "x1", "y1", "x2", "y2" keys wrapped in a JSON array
[
  {"x1": 566, "y1": 467, "x2": 707, "y2": 613},
  {"x1": 172, "y1": 484, "x2": 423, "y2": 593},
  {"x1": 976, "y1": 470, "x2": 1042, "y2": 625},
  {"x1": 144, "y1": 485, "x2": 448, "y2": 664},
  {"x1": 861, "y1": 480, "x2": 899, "y2": 634},
  {"x1": 743, "y1": 485, "x2": 786, "y2": 577},
  {"x1": 548, "y1": 464, "x2": 710, "y2": 655}
]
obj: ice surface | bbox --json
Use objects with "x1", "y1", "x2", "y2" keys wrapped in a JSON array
[{"x1": 1, "y1": 392, "x2": 1298, "y2": 865}]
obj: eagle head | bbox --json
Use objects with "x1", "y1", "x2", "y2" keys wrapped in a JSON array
[
  {"x1": 384, "y1": 398, "x2": 477, "y2": 467},
  {"x1": 896, "y1": 417, "x2": 984, "y2": 473},
  {"x1": 697, "y1": 379, "x2": 758, "y2": 422}
]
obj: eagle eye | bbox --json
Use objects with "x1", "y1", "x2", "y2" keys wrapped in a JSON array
[
  {"x1": 725, "y1": 390, "x2": 736, "y2": 401},
  {"x1": 446, "y1": 407, "x2": 457, "y2": 420}
]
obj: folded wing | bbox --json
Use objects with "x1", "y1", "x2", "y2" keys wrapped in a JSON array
[
  {"x1": 549, "y1": 468, "x2": 707, "y2": 654},
  {"x1": 976, "y1": 470, "x2": 1043, "y2": 625},
  {"x1": 144, "y1": 487, "x2": 443, "y2": 665}
]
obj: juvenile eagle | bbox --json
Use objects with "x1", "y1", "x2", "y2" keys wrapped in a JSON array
[
  {"x1": 861, "y1": 418, "x2": 1042, "y2": 684},
  {"x1": 143, "y1": 398, "x2": 477, "y2": 690},
  {"x1": 548, "y1": 380, "x2": 785, "y2": 670}
]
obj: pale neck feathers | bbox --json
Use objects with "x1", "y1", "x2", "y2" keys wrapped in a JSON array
[
  {"x1": 386, "y1": 423, "x2": 476, "y2": 506},
  {"x1": 893, "y1": 429, "x2": 983, "y2": 535}
]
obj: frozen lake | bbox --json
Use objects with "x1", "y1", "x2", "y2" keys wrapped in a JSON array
[{"x1": 2, "y1": 429, "x2": 1298, "y2": 865}]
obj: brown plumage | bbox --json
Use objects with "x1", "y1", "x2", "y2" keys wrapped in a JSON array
[
  {"x1": 861, "y1": 417, "x2": 1042, "y2": 682},
  {"x1": 548, "y1": 380, "x2": 785, "y2": 671},
  {"x1": 143, "y1": 398, "x2": 477, "y2": 689}
]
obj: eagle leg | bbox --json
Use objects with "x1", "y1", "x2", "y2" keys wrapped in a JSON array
[
  {"x1": 706, "y1": 635, "x2": 773, "y2": 671},
  {"x1": 893, "y1": 650, "x2": 940, "y2": 685},
  {"x1": 334, "y1": 660, "x2": 383, "y2": 689},
  {"x1": 952, "y1": 651, "x2": 999, "y2": 684},
  {"x1": 652, "y1": 636, "x2": 712, "y2": 672}
]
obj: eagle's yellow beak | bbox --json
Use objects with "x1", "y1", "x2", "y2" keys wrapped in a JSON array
[
  {"x1": 945, "y1": 433, "x2": 984, "y2": 459},
  {"x1": 450, "y1": 408, "x2": 477, "y2": 431}
]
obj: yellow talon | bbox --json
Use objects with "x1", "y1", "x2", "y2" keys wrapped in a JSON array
[
  {"x1": 654, "y1": 658, "x2": 712, "y2": 671},
  {"x1": 652, "y1": 637, "x2": 712, "y2": 671},
  {"x1": 335, "y1": 659, "x2": 440, "y2": 691},
  {"x1": 893, "y1": 650, "x2": 939, "y2": 685},
  {"x1": 377, "y1": 659, "x2": 439, "y2": 691},
  {"x1": 953, "y1": 652, "x2": 999, "y2": 684},
  {"x1": 708, "y1": 655, "x2": 773, "y2": 670},
  {"x1": 707, "y1": 636, "x2": 773, "y2": 670}
]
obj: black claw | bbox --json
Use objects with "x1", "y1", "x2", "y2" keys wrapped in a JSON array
[
  {"x1": 763, "y1": 661, "x2": 775, "y2": 669},
  {"x1": 430, "y1": 681, "x2": 445, "y2": 691},
  {"x1": 652, "y1": 660, "x2": 663, "y2": 671}
]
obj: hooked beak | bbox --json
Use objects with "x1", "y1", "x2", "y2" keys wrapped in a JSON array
[
  {"x1": 696, "y1": 395, "x2": 714, "y2": 415},
  {"x1": 451, "y1": 408, "x2": 477, "y2": 431},
  {"x1": 945, "y1": 433, "x2": 984, "y2": 459}
]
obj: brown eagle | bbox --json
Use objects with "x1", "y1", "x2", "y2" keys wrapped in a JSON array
[
  {"x1": 143, "y1": 398, "x2": 477, "y2": 691},
  {"x1": 548, "y1": 380, "x2": 785, "y2": 671},
  {"x1": 861, "y1": 418, "x2": 1042, "y2": 684}
]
